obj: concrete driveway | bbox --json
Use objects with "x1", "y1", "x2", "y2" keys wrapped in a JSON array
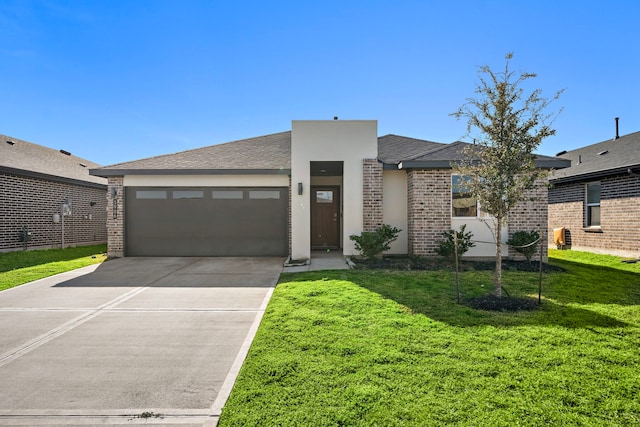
[{"x1": 0, "y1": 257, "x2": 284, "y2": 426}]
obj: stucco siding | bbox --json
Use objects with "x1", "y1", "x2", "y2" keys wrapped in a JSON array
[
  {"x1": 382, "y1": 170, "x2": 408, "y2": 254},
  {"x1": 291, "y1": 120, "x2": 377, "y2": 259}
]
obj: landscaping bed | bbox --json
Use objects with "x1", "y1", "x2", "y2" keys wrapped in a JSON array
[{"x1": 351, "y1": 255, "x2": 564, "y2": 273}]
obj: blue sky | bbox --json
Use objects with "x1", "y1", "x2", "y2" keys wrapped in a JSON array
[{"x1": 1, "y1": 0, "x2": 638, "y2": 165}]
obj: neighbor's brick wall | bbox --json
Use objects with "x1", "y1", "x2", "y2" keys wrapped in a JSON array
[
  {"x1": 507, "y1": 179, "x2": 549, "y2": 260},
  {"x1": 106, "y1": 176, "x2": 125, "y2": 258},
  {"x1": 0, "y1": 172, "x2": 107, "y2": 252},
  {"x1": 548, "y1": 174, "x2": 640, "y2": 256},
  {"x1": 407, "y1": 169, "x2": 451, "y2": 255},
  {"x1": 362, "y1": 159, "x2": 383, "y2": 231}
]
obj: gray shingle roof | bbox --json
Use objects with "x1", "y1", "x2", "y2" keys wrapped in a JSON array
[
  {"x1": 551, "y1": 131, "x2": 640, "y2": 183},
  {"x1": 395, "y1": 140, "x2": 569, "y2": 169},
  {"x1": 0, "y1": 133, "x2": 106, "y2": 186},
  {"x1": 91, "y1": 131, "x2": 292, "y2": 176},
  {"x1": 377, "y1": 134, "x2": 446, "y2": 164},
  {"x1": 90, "y1": 130, "x2": 569, "y2": 176}
]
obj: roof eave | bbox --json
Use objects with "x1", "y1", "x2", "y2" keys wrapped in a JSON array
[
  {"x1": 89, "y1": 168, "x2": 292, "y2": 177},
  {"x1": 1, "y1": 166, "x2": 107, "y2": 189},
  {"x1": 396, "y1": 158, "x2": 571, "y2": 170},
  {"x1": 551, "y1": 165, "x2": 640, "y2": 185}
]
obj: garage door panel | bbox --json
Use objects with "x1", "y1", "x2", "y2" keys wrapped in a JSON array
[{"x1": 125, "y1": 187, "x2": 288, "y2": 256}]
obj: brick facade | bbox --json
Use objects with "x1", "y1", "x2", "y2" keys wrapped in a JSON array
[
  {"x1": 407, "y1": 169, "x2": 451, "y2": 255},
  {"x1": 362, "y1": 159, "x2": 383, "y2": 232},
  {"x1": 0, "y1": 172, "x2": 107, "y2": 252},
  {"x1": 507, "y1": 179, "x2": 549, "y2": 260},
  {"x1": 549, "y1": 174, "x2": 640, "y2": 256},
  {"x1": 106, "y1": 176, "x2": 125, "y2": 258}
]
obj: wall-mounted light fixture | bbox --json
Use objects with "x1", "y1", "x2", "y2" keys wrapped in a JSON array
[{"x1": 298, "y1": 182, "x2": 303, "y2": 195}]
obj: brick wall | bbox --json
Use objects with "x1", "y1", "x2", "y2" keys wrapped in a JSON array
[
  {"x1": 548, "y1": 174, "x2": 640, "y2": 256},
  {"x1": 507, "y1": 179, "x2": 549, "y2": 260},
  {"x1": 106, "y1": 176, "x2": 125, "y2": 258},
  {"x1": 0, "y1": 172, "x2": 107, "y2": 252},
  {"x1": 407, "y1": 169, "x2": 451, "y2": 255},
  {"x1": 362, "y1": 159, "x2": 383, "y2": 231}
]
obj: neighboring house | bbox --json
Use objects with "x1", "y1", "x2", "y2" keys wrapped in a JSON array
[
  {"x1": 0, "y1": 134, "x2": 108, "y2": 252},
  {"x1": 549, "y1": 128, "x2": 640, "y2": 257},
  {"x1": 90, "y1": 120, "x2": 567, "y2": 260}
]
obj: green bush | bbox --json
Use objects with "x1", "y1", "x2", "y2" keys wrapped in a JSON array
[
  {"x1": 435, "y1": 224, "x2": 475, "y2": 263},
  {"x1": 349, "y1": 224, "x2": 401, "y2": 260},
  {"x1": 507, "y1": 230, "x2": 541, "y2": 263}
]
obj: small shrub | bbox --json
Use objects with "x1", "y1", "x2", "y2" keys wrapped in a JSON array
[
  {"x1": 435, "y1": 224, "x2": 475, "y2": 263},
  {"x1": 507, "y1": 230, "x2": 541, "y2": 263},
  {"x1": 350, "y1": 224, "x2": 401, "y2": 260}
]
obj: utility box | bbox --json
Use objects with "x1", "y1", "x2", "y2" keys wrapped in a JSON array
[{"x1": 19, "y1": 229, "x2": 32, "y2": 242}]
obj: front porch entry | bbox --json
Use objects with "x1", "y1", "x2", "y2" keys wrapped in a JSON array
[
  {"x1": 311, "y1": 186, "x2": 340, "y2": 249},
  {"x1": 310, "y1": 160, "x2": 343, "y2": 251}
]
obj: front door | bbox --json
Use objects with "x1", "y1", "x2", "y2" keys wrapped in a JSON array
[{"x1": 311, "y1": 186, "x2": 340, "y2": 249}]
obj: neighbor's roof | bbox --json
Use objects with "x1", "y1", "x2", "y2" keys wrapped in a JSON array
[
  {"x1": 551, "y1": 130, "x2": 640, "y2": 183},
  {"x1": 91, "y1": 131, "x2": 292, "y2": 176},
  {"x1": 0, "y1": 133, "x2": 106, "y2": 187}
]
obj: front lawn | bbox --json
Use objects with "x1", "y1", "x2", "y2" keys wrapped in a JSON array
[
  {"x1": 219, "y1": 250, "x2": 640, "y2": 426},
  {"x1": 0, "y1": 244, "x2": 107, "y2": 291}
]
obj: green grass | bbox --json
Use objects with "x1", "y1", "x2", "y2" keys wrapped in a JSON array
[
  {"x1": 0, "y1": 244, "x2": 107, "y2": 291},
  {"x1": 219, "y1": 251, "x2": 640, "y2": 426}
]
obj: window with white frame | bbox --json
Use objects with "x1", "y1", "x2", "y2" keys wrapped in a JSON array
[
  {"x1": 586, "y1": 182, "x2": 601, "y2": 227},
  {"x1": 452, "y1": 175, "x2": 478, "y2": 217}
]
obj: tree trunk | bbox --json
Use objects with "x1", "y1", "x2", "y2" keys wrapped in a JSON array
[{"x1": 494, "y1": 218, "x2": 503, "y2": 297}]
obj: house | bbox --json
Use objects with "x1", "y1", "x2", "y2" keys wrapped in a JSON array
[
  {"x1": 549, "y1": 125, "x2": 640, "y2": 257},
  {"x1": 90, "y1": 120, "x2": 567, "y2": 260},
  {"x1": 0, "y1": 134, "x2": 108, "y2": 252}
]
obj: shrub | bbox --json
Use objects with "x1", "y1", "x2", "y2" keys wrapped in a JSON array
[
  {"x1": 435, "y1": 224, "x2": 475, "y2": 263},
  {"x1": 349, "y1": 224, "x2": 401, "y2": 260},
  {"x1": 507, "y1": 230, "x2": 541, "y2": 263}
]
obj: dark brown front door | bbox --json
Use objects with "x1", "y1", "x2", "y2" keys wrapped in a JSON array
[{"x1": 311, "y1": 186, "x2": 340, "y2": 249}]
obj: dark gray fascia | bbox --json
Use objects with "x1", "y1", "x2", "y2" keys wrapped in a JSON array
[
  {"x1": 551, "y1": 165, "x2": 640, "y2": 185},
  {"x1": 1, "y1": 166, "x2": 107, "y2": 189},
  {"x1": 90, "y1": 168, "x2": 292, "y2": 177},
  {"x1": 397, "y1": 158, "x2": 571, "y2": 170}
]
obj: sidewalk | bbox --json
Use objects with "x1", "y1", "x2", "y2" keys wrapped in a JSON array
[{"x1": 283, "y1": 250, "x2": 350, "y2": 272}]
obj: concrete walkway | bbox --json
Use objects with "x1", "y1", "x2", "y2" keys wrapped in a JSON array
[
  {"x1": 283, "y1": 250, "x2": 351, "y2": 273},
  {"x1": 0, "y1": 257, "x2": 283, "y2": 426}
]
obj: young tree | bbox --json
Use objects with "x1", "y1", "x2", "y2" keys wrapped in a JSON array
[{"x1": 451, "y1": 53, "x2": 562, "y2": 297}]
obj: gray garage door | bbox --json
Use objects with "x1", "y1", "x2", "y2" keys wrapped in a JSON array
[{"x1": 125, "y1": 187, "x2": 288, "y2": 256}]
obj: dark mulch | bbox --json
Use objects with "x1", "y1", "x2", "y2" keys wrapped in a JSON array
[
  {"x1": 465, "y1": 294, "x2": 541, "y2": 311},
  {"x1": 352, "y1": 256, "x2": 564, "y2": 273}
]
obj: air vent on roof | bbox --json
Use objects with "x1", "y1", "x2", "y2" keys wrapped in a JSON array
[
  {"x1": 555, "y1": 150, "x2": 567, "y2": 156},
  {"x1": 60, "y1": 149, "x2": 71, "y2": 156},
  {"x1": 6, "y1": 140, "x2": 15, "y2": 145},
  {"x1": 79, "y1": 163, "x2": 87, "y2": 167},
  {"x1": 598, "y1": 150, "x2": 609, "y2": 156}
]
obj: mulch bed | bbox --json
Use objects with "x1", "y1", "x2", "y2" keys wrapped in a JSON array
[
  {"x1": 352, "y1": 256, "x2": 564, "y2": 273},
  {"x1": 465, "y1": 294, "x2": 540, "y2": 311}
]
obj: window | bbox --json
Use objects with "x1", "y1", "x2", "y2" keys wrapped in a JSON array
[
  {"x1": 316, "y1": 191, "x2": 333, "y2": 204},
  {"x1": 172, "y1": 190, "x2": 203, "y2": 199},
  {"x1": 212, "y1": 190, "x2": 243, "y2": 199},
  {"x1": 452, "y1": 175, "x2": 478, "y2": 217},
  {"x1": 249, "y1": 190, "x2": 280, "y2": 199},
  {"x1": 586, "y1": 182, "x2": 601, "y2": 227},
  {"x1": 136, "y1": 190, "x2": 167, "y2": 199}
]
